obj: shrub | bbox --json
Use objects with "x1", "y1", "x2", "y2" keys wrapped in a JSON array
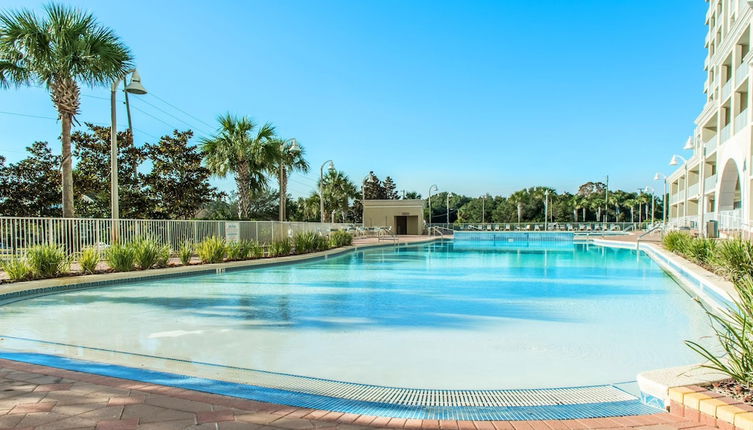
[
  {"x1": 26, "y1": 244, "x2": 69, "y2": 278},
  {"x1": 227, "y1": 240, "x2": 253, "y2": 261},
  {"x1": 132, "y1": 238, "x2": 166, "y2": 270},
  {"x1": 1, "y1": 257, "x2": 32, "y2": 282},
  {"x1": 663, "y1": 231, "x2": 692, "y2": 254},
  {"x1": 687, "y1": 276, "x2": 753, "y2": 386},
  {"x1": 268, "y1": 238, "x2": 292, "y2": 257},
  {"x1": 106, "y1": 243, "x2": 136, "y2": 272},
  {"x1": 178, "y1": 241, "x2": 193, "y2": 265},
  {"x1": 196, "y1": 236, "x2": 227, "y2": 264},
  {"x1": 686, "y1": 238, "x2": 717, "y2": 265},
  {"x1": 712, "y1": 238, "x2": 753, "y2": 282},
  {"x1": 155, "y1": 244, "x2": 171, "y2": 268},
  {"x1": 79, "y1": 247, "x2": 100, "y2": 274},
  {"x1": 329, "y1": 230, "x2": 353, "y2": 248},
  {"x1": 293, "y1": 232, "x2": 329, "y2": 254}
]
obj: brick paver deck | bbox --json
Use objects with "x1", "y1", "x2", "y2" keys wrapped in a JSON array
[{"x1": 0, "y1": 358, "x2": 715, "y2": 430}]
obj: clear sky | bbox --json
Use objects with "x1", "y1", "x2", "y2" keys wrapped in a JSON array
[{"x1": 0, "y1": 0, "x2": 707, "y2": 198}]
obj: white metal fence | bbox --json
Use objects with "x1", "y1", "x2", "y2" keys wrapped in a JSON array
[
  {"x1": 0, "y1": 217, "x2": 354, "y2": 257},
  {"x1": 428, "y1": 222, "x2": 647, "y2": 232}
]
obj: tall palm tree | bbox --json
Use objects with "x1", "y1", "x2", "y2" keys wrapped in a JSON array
[
  {"x1": 269, "y1": 138, "x2": 309, "y2": 221},
  {"x1": 201, "y1": 114, "x2": 276, "y2": 219},
  {"x1": 0, "y1": 4, "x2": 133, "y2": 217},
  {"x1": 319, "y1": 170, "x2": 357, "y2": 222}
]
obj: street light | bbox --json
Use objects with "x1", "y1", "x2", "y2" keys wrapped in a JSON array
[
  {"x1": 361, "y1": 173, "x2": 371, "y2": 226},
  {"x1": 544, "y1": 190, "x2": 549, "y2": 231},
  {"x1": 446, "y1": 192, "x2": 452, "y2": 226},
  {"x1": 670, "y1": 154, "x2": 689, "y2": 225},
  {"x1": 683, "y1": 136, "x2": 694, "y2": 151},
  {"x1": 654, "y1": 173, "x2": 668, "y2": 227},
  {"x1": 319, "y1": 160, "x2": 335, "y2": 222},
  {"x1": 481, "y1": 194, "x2": 486, "y2": 224},
  {"x1": 427, "y1": 184, "x2": 438, "y2": 226},
  {"x1": 111, "y1": 69, "x2": 147, "y2": 231},
  {"x1": 278, "y1": 138, "x2": 299, "y2": 222}
]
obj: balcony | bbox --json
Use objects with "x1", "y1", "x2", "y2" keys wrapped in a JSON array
[
  {"x1": 722, "y1": 79, "x2": 733, "y2": 100},
  {"x1": 688, "y1": 183, "x2": 700, "y2": 198},
  {"x1": 736, "y1": 61, "x2": 749, "y2": 86},
  {"x1": 721, "y1": 123, "x2": 732, "y2": 142},
  {"x1": 735, "y1": 109, "x2": 749, "y2": 133},
  {"x1": 704, "y1": 136, "x2": 718, "y2": 155},
  {"x1": 705, "y1": 174, "x2": 718, "y2": 192},
  {"x1": 670, "y1": 193, "x2": 681, "y2": 205}
]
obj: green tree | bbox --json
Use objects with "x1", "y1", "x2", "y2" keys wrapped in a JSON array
[
  {"x1": 145, "y1": 130, "x2": 218, "y2": 219},
  {"x1": 382, "y1": 176, "x2": 399, "y2": 199},
  {"x1": 72, "y1": 124, "x2": 151, "y2": 219},
  {"x1": 201, "y1": 114, "x2": 276, "y2": 219},
  {"x1": 319, "y1": 170, "x2": 358, "y2": 222},
  {"x1": 0, "y1": 4, "x2": 133, "y2": 217},
  {"x1": 0, "y1": 142, "x2": 61, "y2": 216},
  {"x1": 269, "y1": 138, "x2": 309, "y2": 221}
]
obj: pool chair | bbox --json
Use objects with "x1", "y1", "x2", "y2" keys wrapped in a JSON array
[
  {"x1": 593, "y1": 224, "x2": 601, "y2": 232},
  {"x1": 586, "y1": 224, "x2": 592, "y2": 231},
  {"x1": 611, "y1": 224, "x2": 621, "y2": 231},
  {"x1": 566, "y1": 224, "x2": 573, "y2": 231},
  {"x1": 505, "y1": 224, "x2": 511, "y2": 231},
  {"x1": 494, "y1": 224, "x2": 500, "y2": 231},
  {"x1": 525, "y1": 224, "x2": 532, "y2": 231},
  {"x1": 487, "y1": 224, "x2": 492, "y2": 231},
  {"x1": 534, "y1": 224, "x2": 541, "y2": 231}
]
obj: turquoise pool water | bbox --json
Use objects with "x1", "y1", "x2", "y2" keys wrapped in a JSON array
[{"x1": 0, "y1": 241, "x2": 713, "y2": 390}]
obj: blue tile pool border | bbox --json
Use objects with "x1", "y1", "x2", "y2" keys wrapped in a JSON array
[{"x1": 0, "y1": 351, "x2": 662, "y2": 420}]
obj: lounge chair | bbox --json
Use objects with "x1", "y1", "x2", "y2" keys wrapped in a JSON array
[{"x1": 505, "y1": 224, "x2": 511, "y2": 231}]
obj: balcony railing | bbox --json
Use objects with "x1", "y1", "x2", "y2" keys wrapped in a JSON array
[
  {"x1": 735, "y1": 108, "x2": 749, "y2": 133},
  {"x1": 736, "y1": 61, "x2": 749, "y2": 86},
  {"x1": 704, "y1": 136, "x2": 718, "y2": 155},
  {"x1": 721, "y1": 123, "x2": 732, "y2": 142},
  {"x1": 722, "y1": 79, "x2": 733, "y2": 100},
  {"x1": 688, "y1": 183, "x2": 700, "y2": 197},
  {"x1": 670, "y1": 193, "x2": 681, "y2": 205},
  {"x1": 705, "y1": 174, "x2": 718, "y2": 192}
]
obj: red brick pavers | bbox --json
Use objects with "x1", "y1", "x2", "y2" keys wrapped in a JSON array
[{"x1": 0, "y1": 358, "x2": 710, "y2": 430}]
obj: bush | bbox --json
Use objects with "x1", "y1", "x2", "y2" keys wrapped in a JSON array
[
  {"x1": 79, "y1": 247, "x2": 100, "y2": 274},
  {"x1": 268, "y1": 238, "x2": 292, "y2": 257},
  {"x1": 26, "y1": 244, "x2": 69, "y2": 278},
  {"x1": 712, "y1": 238, "x2": 753, "y2": 282},
  {"x1": 687, "y1": 276, "x2": 753, "y2": 386},
  {"x1": 131, "y1": 238, "x2": 167, "y2": 270},
  {"x1": 329, "y1": 230, "x2": 353, "y2": 248},
  {"x1": 178, "y1": 241, "x2": 193, "y2": 265},
  {"x1": 1, "y1": 257, "x2": 32, "y2": 282},
  {"x1": 196, "y1": 236, "x2": 227, "y2": 264},
  {"x1": 686, "y1": 238, "x2": 717, "y2": 265},
  {"x1": 663, "y1": 231, "x2": 692, "y2": 254},
  {"x1": 155, "y1": 244, "x2": 171, "y2": 268},
  {"x1": 106, "y1": 243, "x2": 136, "y2": 272},
  {"x1": 293, "y1": 232, "x2": 329, "y2": 254}
]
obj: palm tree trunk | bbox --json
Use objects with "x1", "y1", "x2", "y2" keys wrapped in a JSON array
[
  {"x1": 278, "y1": 166, "x2": 286, "y2": 222},
  {"x1": 236, "y1": 162, "x2": 251, "y2": 219},
  {"x1": 61, "y1": 114, "x2": 75, "y2": 217}
]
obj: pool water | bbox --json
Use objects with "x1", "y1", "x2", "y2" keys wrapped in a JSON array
[{"x1": 0, "y1": 241, "x2": 714, "y2": 389}]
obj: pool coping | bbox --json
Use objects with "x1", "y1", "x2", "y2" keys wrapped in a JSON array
[{"x1": 0, "y1": 236, "x2": 444, "y2": 305}]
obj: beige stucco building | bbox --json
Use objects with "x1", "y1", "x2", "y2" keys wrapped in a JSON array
[
  {"x1": 668, "y1": 0, "x2": 753, "y2": 235},
  {"x1": 362, "y1": 200, "x2": 425, "y2": 235}
]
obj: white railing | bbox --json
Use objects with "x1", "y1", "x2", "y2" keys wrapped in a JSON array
[
  {"x1": 705, "y1": 174, "x2": 718, "y2": 192},
  {"x1": 721, "y1": 123, "x2": 732, "y2": 142},
  {"x1": 429, "y1": 222, "x2": 645, "y2": 232},
  {"x1": 688, "y1": 183, "x2": 700, "y2": 197},
  {"x1": 722, "y1": 79, "x2": 733, "y2": 100},
  {"x1": 670, "y1": 193, "x2": 681, "y2": 205},
  {"x1": 0, "y1": 217, "x2": 355, "y2": 257},
  {"x1": 736, "y1": 61, "x2": 749, "y2": 86},
  {"x1": 704, "y1": 136, "x2": 718, "y2": 155},
  {"x1": 718, "y1": 209, "x2": 745, "y2": 232},
  {"x1": 735, "y1": 109, "x2": 749, "y2": 134}
]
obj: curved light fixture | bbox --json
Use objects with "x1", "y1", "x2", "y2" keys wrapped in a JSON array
[{"x1": 125, "y1": 69, "x2": 147, "y2": 95}]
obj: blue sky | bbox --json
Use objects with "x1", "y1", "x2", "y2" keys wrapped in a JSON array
[{"x1": 0, "y1": 0, "x2": 707, "y2": 198}]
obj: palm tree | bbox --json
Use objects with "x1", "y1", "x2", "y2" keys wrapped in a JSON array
[
  {"x1": 201, "y1": 114, "x2": 276, "y2": 219},
  {"x1": 269, "y1": 138, "x2": 309, "y2": 221},
  {"x1": 0, "y1": 4, "x2": 133, "y2": 217},
  {"x1": 319, "y1": 170, "x2": 357, "y2": 222}
]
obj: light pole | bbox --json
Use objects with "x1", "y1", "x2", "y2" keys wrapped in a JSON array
[
  {"x1": 319, "y1": 160, "x2": 335, "y2": 222},
  {"x1": 427, "y1": 184, "x2": 438, "y2": 226},
  {"x1": 604, "y1": 175, "x2": 609, "y2": 222},
  {"x1": 481, "y1": 194, "x2": 486, "y2": 224},
  {"x1": 446, "y1": 192, "x2": 452, "y2": 226},
  {"x1": 645, "y1": 186, "x2": 656, "y2": 225},
  {"x1": 670, "y1": 155, "x2": 689, "y2": 226},
  {"x1": 544, "y1": 190, "x2": 549, "y2": 231},
  {"x1": 278, "y1": 138, "x2": 299, "y2": 222},
  {"x1": 111, "y1": 69, "x2": 147, "y2": 234},
  {"x1": 655, "y1": 173, "x2": 668, "y2": 227},
  {"x1": 361, "y1": 174, "x2": 372, "y2": 226}
]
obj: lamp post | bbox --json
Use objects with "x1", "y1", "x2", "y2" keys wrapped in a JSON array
[
  {"x1": 481, "y1": 194, "x2": 486, "y2": 224},
  {"x1": 319, "y1": 160, "x2": 335, "y2": 222},
  {"x1": 427, "y1": 184, "x2": 438, "y2": 226},
  {"x1": 645, "y1": 186, "x2": 656, "y2": 225},
  {"x1": 278, "y1": 138, "x2": 299, "y2": 222},
  {"x1": 446, "y1": 192, "x2": 452, "y2": 226},
  {"x1": 604, "y1": 175, "x2": 609, "y2": 222},
  {"x1": 544, "y1": 190, "x2": 549, "y2": 231},
  {"x1": 670, "y1": 154, "x2": 689, "y2": 226},
  {"x1": 111, "y1": 69, "x2": 147, "y2": 236},
  {"x1": 361, "y1": 174, "x2": 371, "y2": 226},
  {"x1": 654, "y1": 173, "x2": 668, "y2": 227}
]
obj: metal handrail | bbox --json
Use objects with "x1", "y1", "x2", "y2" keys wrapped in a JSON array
[
  {"x1": 376, "y1": 227, "x2": 398, "y2": 242},
  {"x1": 428, "y1": 226, "x2": 453, "y2": 237},
  {"x1": 636, "y1": 225, "x2": 664, "y2": 250}
]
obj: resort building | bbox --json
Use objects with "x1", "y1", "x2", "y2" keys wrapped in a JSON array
[
  {"x1": 362, "y1": 199, "x2": 425, "y2": 235},
  {"x1": 668, "y1": 0, "x2": 753, "y2": 234}
]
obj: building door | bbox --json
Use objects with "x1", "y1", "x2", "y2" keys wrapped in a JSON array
[{"x1": 395, "y1": 216, "x2": 408, "y2": 235}]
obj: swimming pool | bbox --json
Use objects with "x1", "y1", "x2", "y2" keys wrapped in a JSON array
[{"x1": 0, "y1": 239, "x2": 712, "y2": 395}]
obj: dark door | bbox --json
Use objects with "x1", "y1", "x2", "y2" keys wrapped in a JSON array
[{"x1": 395, "y1": 216, "x2": 408, "y2": 235}]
